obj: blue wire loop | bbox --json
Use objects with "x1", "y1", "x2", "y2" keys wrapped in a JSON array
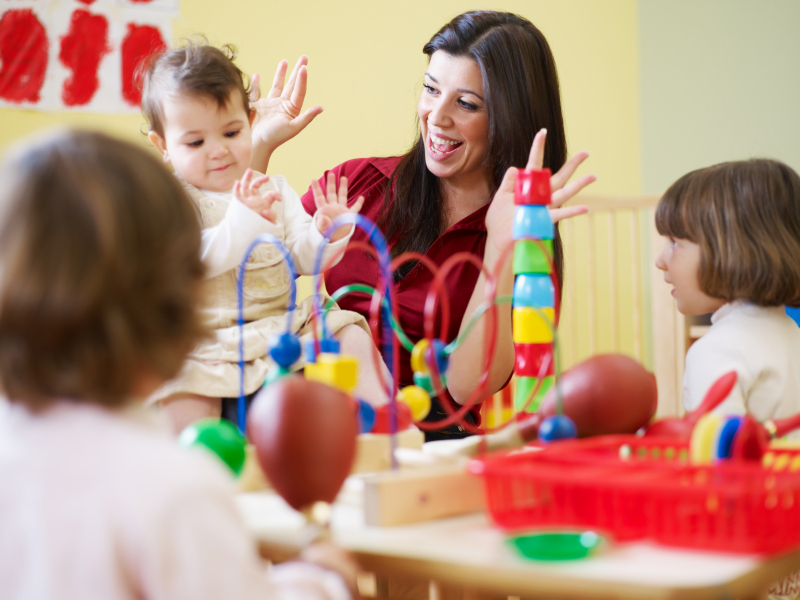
[
  {"x1": 236, "y1": 233, "x2": 298, "y2": 433},
  {"x1": 311, "y1": 215, "x2": 399, "y2": 450}
]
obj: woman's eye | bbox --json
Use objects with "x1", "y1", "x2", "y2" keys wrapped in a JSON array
[
  {"x1": 225, "y1": 130, "x2": 240, "y2": 138},
  {"x1": 459, "y1": 99, "x2": 479, "y2": 111},
  {"x1": 423, "y1": 83, "x2": 437, "y2": 94}
]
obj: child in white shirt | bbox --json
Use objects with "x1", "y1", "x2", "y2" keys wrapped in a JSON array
[
  {"x1": 655, "y1": 159, "x2": 800, "y2": 600},
  {"x1": 0, "y1": 130, "x2": 357, "y2": 600},
  {"x1": 654, "y1": 158, "x2": 800, "y2": 423},
  {"x1": 142, "y1": 41, "x2": 386, "y2": 433}
]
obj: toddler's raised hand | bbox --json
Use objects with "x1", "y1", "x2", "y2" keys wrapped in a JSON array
[
  {"x1": 233, "y1": 169, "x2": 282, "y2": 223},
  {"x1": 311, "y1": 172, "x2": 365, "y2": 242}
]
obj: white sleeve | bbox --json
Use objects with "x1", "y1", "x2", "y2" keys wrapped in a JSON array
[
  {"x1": 272, "y1": 175, "x2": 353, "y2": 276},
  {"x1": 141, "y1": 483, "x2": 351, "y2": 600},
  {"x1": 682, "y1": 333, "x2": 749, "y2": 415},
  {"x1": 201, "y1": 198, "x2": 283, "y2": 279}
]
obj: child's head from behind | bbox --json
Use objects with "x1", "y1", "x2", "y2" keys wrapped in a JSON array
[
  {"x1": 656, "y1": 159, "x2": 800, "y2": 315},
  {"x1": 0, "y1": 130, "x2": 206, "y2": 409},
  {"x1": 143, "y1": 40, "x2": 253, "y2": 193}
]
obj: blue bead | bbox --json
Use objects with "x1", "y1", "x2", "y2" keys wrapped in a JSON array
[
  {"x1": 268, "y1": 332, "x2": 302, "y2": 368},
  {"x1": 429, "y1": 339, "x2": 449, "y2": 375},
  {"x1": 304, "y1": 338, "x2": 317, "y2": 363},
  {"x1": 538, "y1": 415, "x2": 577, "y2": 442},
  {"x1": 715, "y1": 416, "x2": 743, "y2": 460},
  {"x1": 512, "y1": 205, "x2": 554, "y2": 241},
  {"x1": 513, "y1": 274, "x2": 555, "y2": 308},
  {"x1": 320, "y1": 337, "x2": 340, "y2": 354},
  {"x1": 357, "y1": 398, "x2": 376, "y2": 433}
]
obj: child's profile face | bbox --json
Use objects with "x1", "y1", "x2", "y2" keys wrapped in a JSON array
[
  {"x1": 655, "y1": 237, "x2": 725, "y2": 316},
  {"x1": 152, "y1": 90, "x2": 252, "y2": 192}
]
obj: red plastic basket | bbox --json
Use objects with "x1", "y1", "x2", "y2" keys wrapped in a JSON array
[{"x1": 469, "y1": 435, "x2": 800, "y2": 554}]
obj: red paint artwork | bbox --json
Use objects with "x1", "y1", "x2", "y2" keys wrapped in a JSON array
[
  {"x1": 121, "y1": 23, "x2": 165, "y2": 106},
  {"x1": 76, "y1": 0, "x2": 97, "y2": 5},
  {"x1": 59, "y1": 10, "x2": 110, "y2": 106},
  {"x1": 0, "y1": 9, "x2": 48, "y2": 103}
]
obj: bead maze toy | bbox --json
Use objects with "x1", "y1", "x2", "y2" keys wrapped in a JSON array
[{"x1": 182, "y1": 169, "x2": 665, "y2": 527}]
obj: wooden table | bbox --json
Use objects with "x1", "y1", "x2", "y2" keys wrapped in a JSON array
[{"x1": 237, "y1": 484, "x2": 800, "y2": 600}]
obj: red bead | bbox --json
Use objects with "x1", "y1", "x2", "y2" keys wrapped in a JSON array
[
  {"x1": 371, "y1": 401, "x2": 413, "y2": 433},
  {"x1": 514, "y1": 343, "x2": 554, "y2": 377},
  {"x1": 514, "y1": 168, "x2": 552, "y2": 205}
]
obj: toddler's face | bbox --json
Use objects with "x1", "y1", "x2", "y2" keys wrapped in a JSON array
[
  {"x1": 152, "y1": 91, "x2": 252, "y2": 192},
  {"x1": 655, "y1": 237, "x2": 725, "y2": 315}
]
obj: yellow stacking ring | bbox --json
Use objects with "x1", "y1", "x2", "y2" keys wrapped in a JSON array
[{"x1": 690, "y1": 413, "x2": 724, "y2": 465}]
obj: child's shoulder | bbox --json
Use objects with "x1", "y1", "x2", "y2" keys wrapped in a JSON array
[
  {"x1": 4, "y1": 401, "x2": 234, "y2": 511},
  {"x1": 688, "y1": 302, "x2": 800, "y2": 364}
]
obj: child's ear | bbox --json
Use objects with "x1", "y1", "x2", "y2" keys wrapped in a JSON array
[
  {"x1": 148, "y1": 130, "x2": 170, "y2": 164},
  {"x1": 249, "y1": 109, "x2": 256, "y2": 127}
]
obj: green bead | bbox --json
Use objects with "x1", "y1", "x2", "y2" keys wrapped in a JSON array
[
  {"x1": 179, "y1": 419, "x2": 247, "y2": 476},
  {"x1": 513, "y1": 239, "x2": 554, "y2": 275},
  {"x1": 413, "y1": 370, "x2": 446, "y2": 395},
  {"x1": 514, "y1": 376, "x2": 554, "y2": 413},
  {"x1": 264, "y1": 365, "x2": 291, "y2": 386}
]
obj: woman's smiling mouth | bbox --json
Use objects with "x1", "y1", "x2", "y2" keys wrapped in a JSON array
[{"x1": 428, "y1": 134, "x2": 463, "y2": 159}]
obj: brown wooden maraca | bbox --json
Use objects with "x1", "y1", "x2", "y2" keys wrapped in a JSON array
[
  {"x1": 426, "y1": 353, "x2": 658, "y2": 457},
  {"x1": 247, "y1": 375, "x2": 358, "y2": 521}
]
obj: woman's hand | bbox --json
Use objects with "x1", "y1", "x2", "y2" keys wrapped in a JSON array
[
  {"x1": 249, "y1": 56, "x2": 323, "y2": 172},
  {"x1": 485, "y1": 128, "x2": 595, "y2": 252},
  {"x1": 233, "y1": 169, "x2": 282, "y2": 222},
  {"x1": 311, "y1": 172, "x2": 365, "y2": 242}
]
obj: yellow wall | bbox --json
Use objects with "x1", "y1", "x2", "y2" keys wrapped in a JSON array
[{"x1": 0, "y1": 0, "x2": 641, "y2": 370}]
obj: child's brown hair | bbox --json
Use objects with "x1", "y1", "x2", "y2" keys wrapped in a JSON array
[
  {"x1": 656, "y1": 159, "x2": 800, "y2": 308},
  {"x1": 0, "y1": 130, "x2": 207, "y2": 409},
  {"x1": 142, "y1": 39, "x2": 250, "y2": 137}
]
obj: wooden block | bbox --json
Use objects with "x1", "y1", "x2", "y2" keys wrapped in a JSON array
[
  {"x1": 363, "y1": 463, "x2": 485, "y2": 526},
  {"x1": 351, "y1": 428, "x2": 425, "y2": 474}
]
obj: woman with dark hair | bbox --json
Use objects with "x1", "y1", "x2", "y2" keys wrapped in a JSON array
[{"x1": 250, "y1": 11, "x2": 595, "y2": 440}]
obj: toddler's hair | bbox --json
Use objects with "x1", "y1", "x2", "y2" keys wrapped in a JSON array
[
  {"x1": 656, "y1": 159, "x2": 800, "y2": 307},
  {"x1": 0, "y1": 130, "x2": 207, "y2": 409},
  {"x1": 142, "y1": 39, "x2": 250, "y2": 137}
]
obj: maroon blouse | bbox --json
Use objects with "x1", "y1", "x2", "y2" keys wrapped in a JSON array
[{"x1": 301, "y1": 157, "x2": 489, "y2": 419}]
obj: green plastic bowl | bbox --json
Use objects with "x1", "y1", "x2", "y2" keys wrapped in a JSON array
[{"x1": 507, "y1": 531, "x2": 603, "y2": 561}]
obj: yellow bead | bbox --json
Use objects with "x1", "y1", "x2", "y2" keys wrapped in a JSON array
[
  {"x1": 512, "y1": 307, "x2": 555, "y2": 344},
  {"x1": 304, "y1": 353, "x2": 358, "y2": 394},
  {"x1": 397, "y1": 385, "x2": 431, "y2": 421},
  {"x1": 411, "y1": 339, "x2": 431, "y2": 373}
]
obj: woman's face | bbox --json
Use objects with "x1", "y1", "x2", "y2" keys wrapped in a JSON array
[{"x1": 418, "y1": 51, "x2": 490, "y2": 186}]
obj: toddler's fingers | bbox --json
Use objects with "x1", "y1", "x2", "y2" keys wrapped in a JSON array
[
  {"x1": 348, "y1": 195, "x2": 365, "y2": 214},
  {"x1": 241, "y1": 168, "x2": 253, "y2": 190},
  {"x1": 311, "y1": 179, "x2": 325, "y2": 210},
  {"x1": 263, "y1": 191, "x2": 282, "y2": 209},
  {"x1": 316, "y1": 212, "x2": 333, "y2": 234},
  {"x1": 337, "y1": 176, "x2": 349, "y2": 206},
  {"x1": 262, "y1": 207, "x2": 278, "y2": 223},
  {"x1": 326, "y1": 172, "x2": 337, "y2": 203},
  {"x1": 251, "y1": 175, "x2": 271, "y2": 191},
  {"x1": 249, "y1": 73, "x2": 261, "y2": 104},
  {"x1": 233, "y1": 180, "x2": 242, "y2": 200}
]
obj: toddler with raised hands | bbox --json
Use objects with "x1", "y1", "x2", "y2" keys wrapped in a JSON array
[
  {"x1": 0, "y1": 129, "x2": 357, "y2": 600},
  {"x1": 142, "y1": 40, "x2": 385, "y2": 433}
]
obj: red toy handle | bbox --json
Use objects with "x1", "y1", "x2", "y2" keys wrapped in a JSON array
[
  {"x1": 770, "y1": 413, "x2": 800, "y2": 439},
  {"x1": 686, "y1": 371, "x2": 737, "y2": 426}
]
